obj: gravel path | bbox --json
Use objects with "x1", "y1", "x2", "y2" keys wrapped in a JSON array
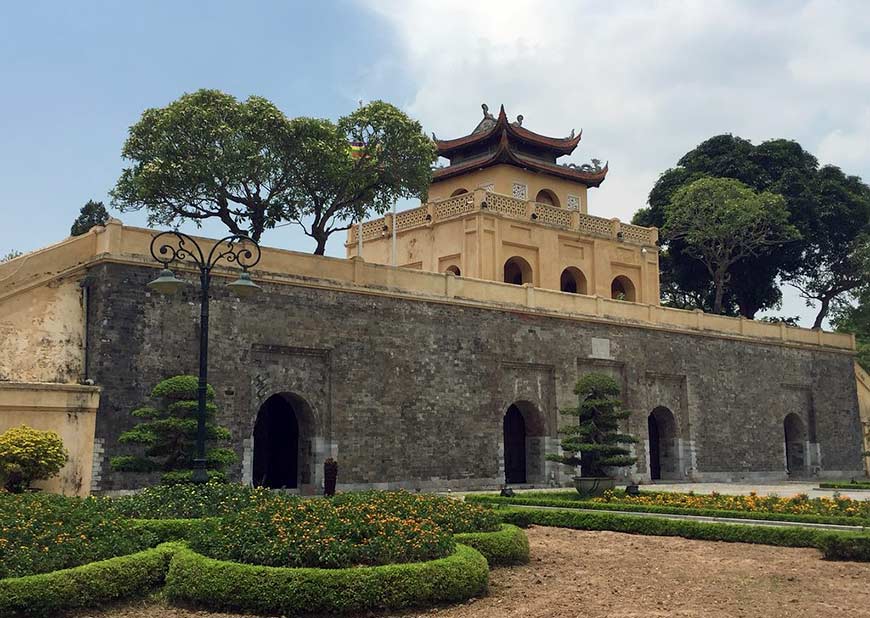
[{"x1": 85, "y1": 526, "x2": 870, "y2": 618}]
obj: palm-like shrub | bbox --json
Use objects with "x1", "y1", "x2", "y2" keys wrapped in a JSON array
[
  {"x1": 110, "y1": 375, "x2": 235, "y2": 484},
  {"x1": 547, "y1": 373, "x2": 636, "y2": 477}
]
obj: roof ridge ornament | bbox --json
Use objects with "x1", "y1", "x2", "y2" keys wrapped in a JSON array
[{"x1": 472, "y1": 103, "x2": 497, "y2": 134}]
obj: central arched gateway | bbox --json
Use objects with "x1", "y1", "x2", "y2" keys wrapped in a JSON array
[
  {"x1": 502, "y1": 401, "x2": 546, "y2": 485},
  {"x1": 648, "y1": 406, "x2": 678, "y2": 481},
  {"x1": 252, "y1": 393, "x2": 314, "y2": 489},
  {"x1": 784, "y1": 413, "x2": 808, "y2": 476}
]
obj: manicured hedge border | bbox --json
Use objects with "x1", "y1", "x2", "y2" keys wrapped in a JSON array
[
  {"x1": 0, "y1": 542, "x2": 181, "y2": 618},
  {"x1": 129, "y1": 517, "x2": 217, "y2": 543},
  {"x1": 497, "y1": 507, "x2": 870, "y2": 561},
  {"x1": 819, "y1": 482, "x2": 870, "y2": 491},
  {"x1": 467, "y1": 494, "x2": 870, "y2": 528},
  {"x1": 164, "y1": 543, "x2": 489, "y2": 615},
  {"x1": 455, "y1": 524, "x2": 529, "y2": 566}
]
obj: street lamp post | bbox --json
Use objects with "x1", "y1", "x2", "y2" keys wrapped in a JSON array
[{"x1": 148, "y1": 231, "x2": 262, "y2": 483}]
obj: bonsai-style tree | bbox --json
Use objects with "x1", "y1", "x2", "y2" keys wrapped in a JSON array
[
  {"x1": 0, "y1": 425, "x2": 68, "y2": 492},
  {"x1": 110, "y1": 375, "x2": 236, "y2": 484},
  {"x1": 70, "y1": 199, "x2": 110, "y2": 236},
  {"x1": 547, "y1": 373, "x2": 637, "y2": 478}
]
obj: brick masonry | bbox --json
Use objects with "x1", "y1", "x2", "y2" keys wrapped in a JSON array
[{"x1": 85, "y1": 263, "x2": 864, "y2": 491}]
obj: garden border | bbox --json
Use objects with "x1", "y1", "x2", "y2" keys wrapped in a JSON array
[
  {"x1": 467, "y1": 493, "x2": 870, "y2": 528},
  {"x1": 0, "y1": 542, "x2": 181, "y2": 618},
  {"x1": 454, "y1": 523, "x2": 529, "y2": 566},
  {"x1": 164, "y1": 543, "x2": 489, "y2": 615}
]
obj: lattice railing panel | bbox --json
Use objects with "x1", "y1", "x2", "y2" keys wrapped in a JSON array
[
  {"x1": 396, "y1": 205, "x2": 430, "y2": 230},
  {"x1": 620, "y1": 222, "x2": 653, "y2": 245},
  {"x1": 577, "y1": 213, "x2": 614, "y2": 237},
  {"x1": 533, "y1": 202, "x2": 572, "y2": 228},
  {"x1": 433, "y1": 193, "x2": 475, "y2": 221},
  {"x1": 486, "y1": 191, "x2": 527, "y2": 218},
  {"x1": 361, "y1": 219, "x2": 385, "y2": 241}
]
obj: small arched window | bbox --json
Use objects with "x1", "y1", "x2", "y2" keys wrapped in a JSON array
[
  {"x1": 560, "y1": 267, "x2": 588, "y2": 294},
  {"x1": 611, "y1": 276, "x2": 637, "y2": 302},
  {"x1": 504, "y1": 257, "x2": 533, "y2": 286},
  {"x1": 445, "y1": 265, "x2": 461, "y2": 276},
  {"x1": 535, "y1": 189, "x2": 560, "y2": 208},
  {"x1": 450, "y1": 188, "x2": 469, "y2": 197}
]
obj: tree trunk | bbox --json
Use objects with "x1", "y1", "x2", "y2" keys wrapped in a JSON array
[
  {"x1": 812, "y1": 296, "x2": 831, "y2": 330},
  {"x1": 712, "y1": 275, "x2": 726, "y2": 315},
  {"x1": 313, "y1": 235, "x2": 328, "y2": 256}
]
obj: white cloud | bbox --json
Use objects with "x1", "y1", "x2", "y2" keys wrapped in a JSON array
[{"x1": 360, "y1": 0, "x2": 870, "y2": 326}]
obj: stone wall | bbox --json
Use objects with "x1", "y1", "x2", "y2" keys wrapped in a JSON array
[{"x1": 86, "y1": 262, "x2": 864, "y2": 492}]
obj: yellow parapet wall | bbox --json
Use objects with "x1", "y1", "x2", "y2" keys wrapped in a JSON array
[
  {"x1": 0, "y1": 382, "x2": 100, "y2": 496},
  {"x1": 857, "y1": 363, "x2": 870, "y2": 477}
]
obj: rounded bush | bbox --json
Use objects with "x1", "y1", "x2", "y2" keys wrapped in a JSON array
[
  {"x1": 0, "y1": 426, "x2": 68, "y2": 492},
  {"x1": 164, "y1": 543, "x2": 489, "y2": 615},
  {"x1": 454, "y1": 524, "x2": 530, "y2": 566}
]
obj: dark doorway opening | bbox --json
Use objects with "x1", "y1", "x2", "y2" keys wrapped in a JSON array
[
  {"x1": 503, "y1": 404, "x2": 527, "y2": 484},
  {"x1": 504, "y1": 257, "x2": 532, "y2": 286},
  {"x1": 253, "y1": 394, "x2": 299, "y2": 489},
  {"x1": 648, "y1": 414, "x2": 661, "y2": 480},
  {"x1": 784, "y1": 413, "x2": 807, "y2": 476}
]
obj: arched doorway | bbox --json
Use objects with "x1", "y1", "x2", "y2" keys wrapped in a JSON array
[
  {"x1": 535, "y1": 189, "x2": 560, "y2": 207},
  {"x1": 252, "y1": 393, "x2": 313, "y2": 489},
  {"x1": 784, "y1": 413, "x2": 807, "y2": 476},
  {"x1": 648, "y1": 407, "x2": 678, "y2": 480},
  {"x1": 611, "y1": 275, "x2": 636, "y2": 302},
  {"x1": 560, "y1": 267, "x2": 588, "y2": 294},
  {"x1": 504, "y1": 256, "x2": 533, "y2": 285},
  {"x1": 503, "y1": 405, "x2": 526, "y2": 484},
  {"x1": 502, "y1": 401, "x2": 547, "y2": 485}
]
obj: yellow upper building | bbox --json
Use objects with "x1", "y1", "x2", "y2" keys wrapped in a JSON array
[{"x1": 347, "y1": 104, "x2": 661, "y2": 304}]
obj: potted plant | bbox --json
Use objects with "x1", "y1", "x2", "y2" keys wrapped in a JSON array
[{"x1": 547, "y1": 373, "x2": 636, "y2": 496}]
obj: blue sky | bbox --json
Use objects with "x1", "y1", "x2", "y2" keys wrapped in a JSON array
[{"x1": 2, "y1": 1, "x2": 869, "y2": 326}]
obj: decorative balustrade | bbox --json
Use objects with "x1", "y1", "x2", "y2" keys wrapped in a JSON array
[{"x1": 349, "y1": 190, "x2": 658, "y2": 246}]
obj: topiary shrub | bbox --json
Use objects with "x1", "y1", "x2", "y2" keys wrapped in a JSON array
[
  {"x1": 0, "y1": 426, "x2": 68, "y2": 493},
  {"x1": 109, "y1": 375, "x2": 235, "y2": 484},
  {"x1": 454, "y1": 524, "x2": 529, "y2": 566},
  {"x1": 546, "y1": 373, "x2": 636, "y2": 478}
]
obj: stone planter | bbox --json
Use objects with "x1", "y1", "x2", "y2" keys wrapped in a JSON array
[{"x1": 573, "y1": 476, "x2": 615, "y2": 496}]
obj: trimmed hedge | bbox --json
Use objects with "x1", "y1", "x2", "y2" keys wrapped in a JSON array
[
  {"x1": 467, "y1": 494, "x2": 870, "y2": 528},
  {"x1": 129, "y1": 518, "x2": 217, "y2": 543},
  {"x1": 455, "y1": 524, "x2": 529, "y2": 566},
  {"x1": 497, "y1": 507, "x2": 870, "y2": 562},
  {"x1": 0, "y1": 542, "x2": 180, "y2": 617},
  {"x1": 819, "y1": 481, "x2": 870, "y2": 491},
  {"x1": 164, "y1": 543, "x2": 489, "y2": 615}
]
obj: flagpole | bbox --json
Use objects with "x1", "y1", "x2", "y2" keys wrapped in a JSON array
[{"x1": 391, "y1": 200, "x2": 397, "y2": 267}]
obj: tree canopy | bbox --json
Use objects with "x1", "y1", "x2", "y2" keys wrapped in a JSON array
[
  {"x1": 111, "y1": 90, "x2": 436, "y2": 253},
  {"x1": 663, "y1": 177, "x2": 798, "y2": 315},
  {"x1": 634, "y1": 135, "x2": 870, "y2": 322},
  {"x1": 832, "y1": 287, "x2": 870, "y2": 372},
  {"x1": 70, "y1": 200, "x2": 110, "y2": 236},
  {"x1": 111, "y1": 90, "x2": 295, "y2": 242}
]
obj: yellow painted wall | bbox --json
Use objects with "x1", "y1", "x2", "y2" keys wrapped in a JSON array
[
  {"x1": 429, "y1": 164, "x2": 590, "y2": 213},
  {"x1": 353, "y1": 209, "x2": 660, "y2": 304},
  {"x1": 0, "y1": 383, "x2": 100, "y2": 496},
  {"x1": 856, "y1": 363, "x2": 870, "y2": 476}
]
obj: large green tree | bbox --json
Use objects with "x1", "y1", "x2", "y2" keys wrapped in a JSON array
[
  {"x1": 111, "y1": 90, "x2": 436, "y2": 253},
  {"x1": 635, "y1": 135, "x2": 870, "y2": 321},
  {"x1": 112, "y1": 89, "x2": 294, "y2": 242},
  {"x1": 832, "y1": 287, "x2": 870, "y2": 372},
  {"x1": 663, "y1": 177, "x2": 798, "y2": 315},
  {"x1": 70, "y1": 200, "x2": 110, "y2": 236},
  {"x1": 279, "y1": 101, "x2": 436, "y2": 254}
]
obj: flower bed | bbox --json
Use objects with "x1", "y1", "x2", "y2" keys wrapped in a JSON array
[
  {"x1": 0, "y1": 492, "x2": 156, "y2": 578},
  {"x1": 467, "y1": 489, "x2": 870, "y2": 527}
]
